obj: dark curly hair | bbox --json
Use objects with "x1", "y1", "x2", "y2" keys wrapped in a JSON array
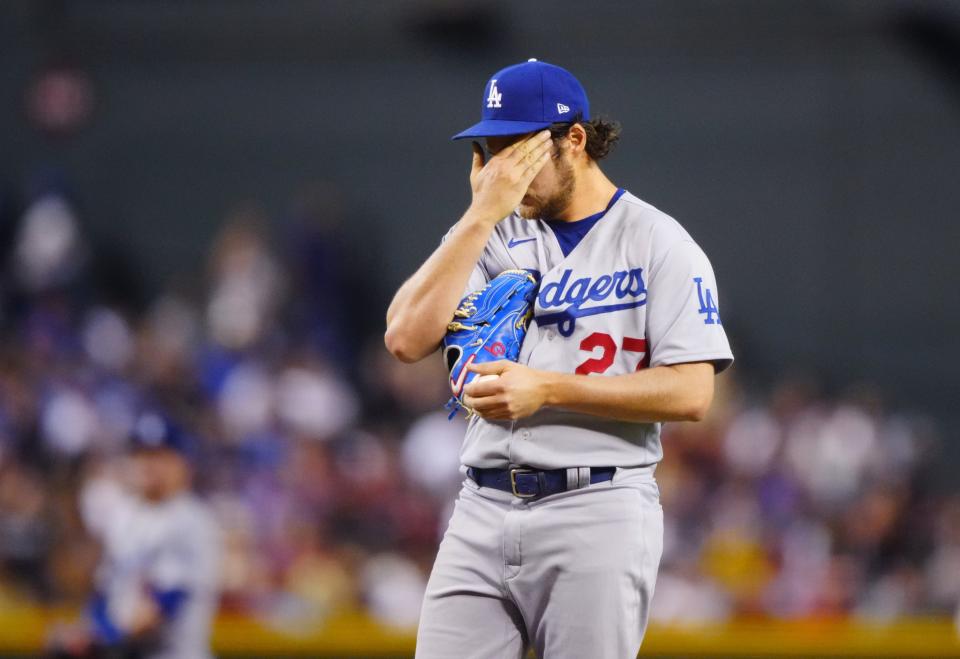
[{"x1": 549, "y1": 113, "x2": 621, "y2": 161}]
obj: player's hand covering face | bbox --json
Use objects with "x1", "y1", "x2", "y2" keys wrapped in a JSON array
[
  {"x1": 468, "y1": 130, "x2": 553, "y2": 223},
  {"x1": 486, "y1": 129, "x2": 578, "y2": 222}
]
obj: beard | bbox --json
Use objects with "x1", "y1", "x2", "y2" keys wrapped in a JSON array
[{"x1": 517, "y1": 150, "x2": 576, "y2": 220}]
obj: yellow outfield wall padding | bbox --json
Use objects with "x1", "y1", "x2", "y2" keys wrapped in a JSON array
[{"x1": 0, "y1": 607, "x2": 957, "y2": 656}]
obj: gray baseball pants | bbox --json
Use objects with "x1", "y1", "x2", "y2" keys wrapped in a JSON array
[{"x1": 415, "y1": 466, "x2": 663, "y2": 659}]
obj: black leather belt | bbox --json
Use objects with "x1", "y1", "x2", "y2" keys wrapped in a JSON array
[{"x1": 466, "y1": 466, "x2": 616, "y2": 499}]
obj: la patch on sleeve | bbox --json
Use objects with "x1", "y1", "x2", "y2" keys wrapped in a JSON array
[{"x1": 694, "y1": 277, "x2": 721, "y2": 325}]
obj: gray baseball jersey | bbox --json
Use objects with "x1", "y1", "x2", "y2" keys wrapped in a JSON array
[{"x1": 451, "y1": 189, "x2": 733, "y2": 469}]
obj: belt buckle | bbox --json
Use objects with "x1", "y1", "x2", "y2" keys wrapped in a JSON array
[{"x1": 510, "y1": 468, "x2": 537, "y2": 498}]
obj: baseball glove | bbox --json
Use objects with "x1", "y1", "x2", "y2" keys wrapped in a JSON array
[{"x1": 442, "y1": 269, "x2": 539, "y2": 418}]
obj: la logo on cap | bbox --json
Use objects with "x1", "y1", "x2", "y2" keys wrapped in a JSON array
[
  {"x1": 486, "y1": 79, "x2": 502, "y2": 108},
  {"x1": 451, "y1": 59, "x2": 589, "y2": 141}
]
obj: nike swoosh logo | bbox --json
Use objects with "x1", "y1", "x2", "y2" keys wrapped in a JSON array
[{"x1": 508, "y1": 237, "x2": 537, "y2": 248}]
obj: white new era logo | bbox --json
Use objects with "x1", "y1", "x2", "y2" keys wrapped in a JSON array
[
  {"x1": 487, "y1": 80, "x2": 502, "y2": 108},
  {"x1": 557, "y1": 103, "x2": 570, "y2": 114}
]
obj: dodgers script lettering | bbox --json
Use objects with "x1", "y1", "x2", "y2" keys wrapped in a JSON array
[{"x1": 536, "y1": 267, "x2": 647, "y2": 337}]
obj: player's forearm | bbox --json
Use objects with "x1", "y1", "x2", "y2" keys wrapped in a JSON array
[
  {"x1": 542, "y1": 363, "x2": 715, "y2": 423},
  {"x1": 385, "y1": 210, "x2": 496, "y2": 362}
]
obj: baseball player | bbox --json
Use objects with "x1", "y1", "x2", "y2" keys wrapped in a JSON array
[
  {"x1": 57, "y1": 413, "x2": 221, "y2": 659},
  {"x1": 385, "y1": 59, "x2": 733, "y2": 658}
]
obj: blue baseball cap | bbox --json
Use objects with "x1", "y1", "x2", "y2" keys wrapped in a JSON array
[
  {"x1": 129, "y1": 411, "x2": 195, "y2": 459},
  {"x1": 452, "y1": 59, "x2": 590, "y2": 141}
]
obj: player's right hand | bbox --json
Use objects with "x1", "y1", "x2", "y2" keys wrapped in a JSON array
[{"x1": 467, "y1": 130, "x2": 553, "y2": 224}]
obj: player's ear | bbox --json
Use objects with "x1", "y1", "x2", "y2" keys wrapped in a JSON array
[{"x1": 567, "y1": 123, "x2": 587, "y2": 155}]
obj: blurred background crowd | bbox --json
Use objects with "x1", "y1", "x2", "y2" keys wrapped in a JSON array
[
  {"x1": 0, "y1": 180, "x2": 956, "y2": 634},
  {"x1": 1, "y1": 0, "x2": 959, "y2": 653}
]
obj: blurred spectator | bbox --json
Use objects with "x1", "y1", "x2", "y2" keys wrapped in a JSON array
[
  {"x1": 361, "y1": 553, "x2": 427, "y2": 630},
  {"x1": 0, "y1": 463, "x2": 51, "y2": 600},
  {"x1": 205, "y1": 207, "x2": 284, "y2": 351},
  {"x1": 11, "y1": 192, "x2": 87, "y2": 294},
  {"x1": 283, "y1": 182, "x2": 370, "y2": 365},
  {"x1": 400, "y1": 411, "x2": 468, "y2": 503}
]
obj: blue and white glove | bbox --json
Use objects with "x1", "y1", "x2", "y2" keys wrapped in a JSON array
[{"x1": 442, "y1": 269, "x2": 538, "y2": 418}]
